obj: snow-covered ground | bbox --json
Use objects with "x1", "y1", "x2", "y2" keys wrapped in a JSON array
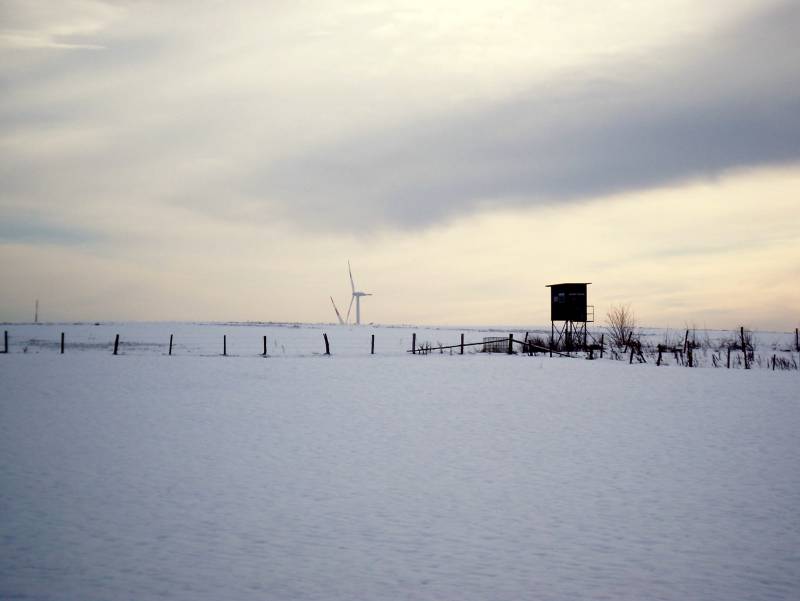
[{"x1": 1, "y1": 323, "x2": 799, "y2": 600}]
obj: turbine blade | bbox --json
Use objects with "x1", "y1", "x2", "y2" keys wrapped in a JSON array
[
  {"x1": 348, "y1": 260, "x2": 355, "y2": 294},
  {"x1": 330, "y1": 296, "x2": 344, "y2": 325},
  {"x1": 346, "y1": 295, "x2": 355, "y2": 324}
]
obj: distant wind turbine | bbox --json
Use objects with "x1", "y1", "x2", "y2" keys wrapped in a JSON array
[{"x1": 346, "y1": 261, "x2": 372, "y2": 326}]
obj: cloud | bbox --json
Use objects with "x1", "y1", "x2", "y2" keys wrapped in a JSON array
[
  {"x1": 0, "y1": 216, "x2": 102, "y2": 246},
  {"x1": 248, "y1": 0, "x2": 800, "y2": 231},
  {"x1": 1, "y1": 0, "x2": 797, "y2": 242},
  {"x1": 0, "y1": 0, "x2": 121, "y2": 49}
]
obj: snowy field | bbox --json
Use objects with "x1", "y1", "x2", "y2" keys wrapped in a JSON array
[
  {"x1": 1, "y1": 323, "x2": 799, "y2": 600},
  {"x1": 0, "y1": 321, "x2": 798, "y2": 365}
]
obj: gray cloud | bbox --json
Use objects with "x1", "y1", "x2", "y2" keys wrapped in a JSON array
[
  {"x1": 0, "y1": 216, "x2": 102, "y2": 246},
  {"x1": 2, "y1": 1, "x2": 798, "y2": 243},
  {"x1": 249, "y1": 1, "x2": 800, "y2": 230}
]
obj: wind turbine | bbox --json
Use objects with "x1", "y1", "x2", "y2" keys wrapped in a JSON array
[
  {"x1": 330, "y1": 296, "x2": 345, "y2": 325},
  {"x1": 346, "y1": 261, "x2": 372, "y2": 326}
]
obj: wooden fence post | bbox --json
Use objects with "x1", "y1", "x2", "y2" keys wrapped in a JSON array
[
  {"x1": 223, "y1": 335, "x2": 227, "y2": 356},
  {"x1": 460, "y1": 333, "x2": 464, "y2": 355},
  {"x1": 113, "y1": 334, "x2": 119, "y2": 355},
  {"x1": 412, "y1": 333, "x2": 416, "y2": 355},
  {"x1": 741, "y1": 326, "x2": 749, "y2": 369},
  {"x1": 688, "y1": 346, "x2": 693, "y2": 368},
  {"x1": 508, "y1": 334, "x2": 514, "y2": 355},
  {"x1": 263, "y1": 335, "x2": 267, "y2": 357},
  {"x1": 3, "y1": 330, "x2": 7, "y2": 353},
  {"x1": 629, "y1": 344, "x2": 634, "y2": 364},
  {"x1": 371, "y1": 334, "x2": 375, "y2": 355},
  {"x1": 324, "y1": 333, "x2": 330, "y2": 355},
  {"x1": 657, "y1": 345, "x2": 662, "y2": 366},
  {"x1": 772, "y1": 354, "x2": 776, "y2": 370},
  {"x1": 726, "y1": 346, "x2": 730, "y2": 369},
  {"x1": 600, "y1": 334, "x2": 604, "y2": 358},
  {"x1": 169, "y1": 334, "x2": 173, "y2": 356},
  {"x1": 61, "y1": 332, "x2": 65, "y2": 354}
]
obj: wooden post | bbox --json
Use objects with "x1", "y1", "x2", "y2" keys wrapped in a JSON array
[
  {"x1": 600, "y1": 334, "x2": 604, "y2": 358},
  {"x1": 113, "y1": 334, "x2": 119, "y2": 355},
  {"x1": 796, "y1": 328, "x2": 799, "y2": 352},
  {"x1": 3, "y1": 330, "x2": 7, "y2": 353},
  {"x1": 460, "y1": 333, "x2": 464, "y2": 355},
  {"x1": 223, "y1": 335, "x2": 227, "y2": 356},
  {"x1": 772, "y1": 354, "x2": 776, "y2": 371},
  {"x1": 169, "y1": 334, "x2": 173, "y2": 356},
  {"x1": 741, "y1": 326, "x2": 749, "y2": 369},
  {"x1": 371, "y1": 334, "x2": 375, "y2": 355},
  {"x1": 629, "y1": 344, "x2": 635, "y2": 364},
  {"x1": 726, "y1": 346, "x2": 730, "y2": 369},
  {"x1": 688, "y1": 346, "x2": 693, "y2": 368},
  {"x1": 657, "y1": 346, "x2": 662, "y2": 366},
  {"x1": 412, "y1": 333, "x2": 416, "y2": 355},
  {"x1": 61, "y1": 332, "x2": 65, "y2": 354},
  {"x1": 508, "y1": 334, "x2": 513, "y2": 355},
  {"x1": 683, "y1": 330, "x2": 689, "y2": 355},
  {"x1": 263, "y1": 335, "x2": 267, "y2": 357},
  {"x1": 324, "y1": 333, "x2": 330, "y2": 355}
]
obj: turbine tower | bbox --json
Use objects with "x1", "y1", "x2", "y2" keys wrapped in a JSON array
[{"x1": 346, "y1": 261, "x2": 372, "y2": 326}]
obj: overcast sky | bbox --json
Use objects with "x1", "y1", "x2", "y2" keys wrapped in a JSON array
[{"x1": 1, "y1": 0, "x2": 798, "y2": 329}]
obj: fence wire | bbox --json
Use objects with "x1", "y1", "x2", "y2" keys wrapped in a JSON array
[{"x1": 0, "y1": 323, "x2": 550, "y2": 359}]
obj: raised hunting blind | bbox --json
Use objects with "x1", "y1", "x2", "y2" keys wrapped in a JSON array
[{"x1": 546, "y1": 282, "x2": 594, "y2": 351}]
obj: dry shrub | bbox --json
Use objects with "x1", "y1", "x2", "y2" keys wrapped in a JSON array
[{"x1": 606, "y1": 304, "x2": 636, "y2": 348}]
